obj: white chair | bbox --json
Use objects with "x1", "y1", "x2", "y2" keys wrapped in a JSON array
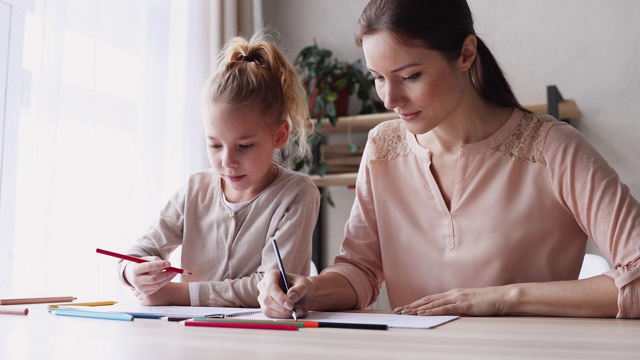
[
  {"x1": 310, "y1": 261, "x2": 319, "y2": 276},
  {"x1": 579, "y1": 253, "x2": 610, "y2": 279}
]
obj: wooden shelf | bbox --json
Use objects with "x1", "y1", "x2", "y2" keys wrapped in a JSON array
[
  {"x1": 526, "y1": 99, "x2": 581, "y2": 120},
  {"x1": 313, "y1": 112, "x2": 397, "y2": 134},
  {"x1": 312, "y1": 99, "x2": 581, "y2": 135},
  {"x1": 310, "y1": 173, "x2": 358, "y2": 187}
]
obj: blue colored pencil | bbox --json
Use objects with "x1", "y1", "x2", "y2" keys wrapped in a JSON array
[
  {"x1": 53, "y1": 309, "x2": 133, "y2": 321},
  {"x1": 122, "y1": 312, "x2": 166, "y2": 319}
]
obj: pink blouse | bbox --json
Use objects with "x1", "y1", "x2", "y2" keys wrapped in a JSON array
[{"x1": 324, "y1": 109, "x2": 640, "y2": 318}]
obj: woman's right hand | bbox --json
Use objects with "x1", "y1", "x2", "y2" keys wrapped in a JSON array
[
  {"x1": 257, "y1": 269, "x2": 312, "y2": 319},
  {"x1": 123, "y1": 256, "x2": 177, "y2": 296}
]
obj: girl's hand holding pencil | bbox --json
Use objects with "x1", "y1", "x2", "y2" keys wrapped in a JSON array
[
  {"x1": 122, "y1": 256, "x2": 178, "y2": 296},
  {"x1": 96, "y1": 248, "x2": 192, "y2": 275},
  {"x1": 96, "y1": 248, "x2": 192, "y2": 306}
]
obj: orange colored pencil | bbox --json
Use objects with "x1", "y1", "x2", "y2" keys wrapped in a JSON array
[
  {"x1": 0, "y1": 307, "x2": 29, "y2": 315},
  {"x1": 96, "y1": 248, "x2": 192, "y2": 275},
  {"x1": 0, "y1": 296, "x2": 76, "y2": 305}
]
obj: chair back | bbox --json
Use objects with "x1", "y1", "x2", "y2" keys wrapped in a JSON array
[{"x1": 579, "y1": 253, "x2": 610, "y2": 279}]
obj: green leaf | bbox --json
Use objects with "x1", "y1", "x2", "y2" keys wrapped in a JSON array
[
  {"x1": 318, "y1": 162, "x2": 327, "y2": 176},
  {"x1": 333, "y1": 78, "x2": 348, "y2": 90},
  {"x1": 348, "y1": 143, "x2": 360, "y2": 153},
  {"x1": 308, "y1": 133, "x2": 321, "y2": 146},
  {"x1": 325, "y1": 193, "x2": 335, "y2": 207}
]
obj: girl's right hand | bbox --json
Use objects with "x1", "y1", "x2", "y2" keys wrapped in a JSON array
[
  {"x1": 257, "y1": 269, "x2": 312, "y2": 319},
  {"x1": 123, "y1": 256, "x2": 177, "y2": 296}
]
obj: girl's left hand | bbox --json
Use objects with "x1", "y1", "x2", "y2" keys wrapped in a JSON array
[
  {"x1": 132, "y1": 282, "x2": 189, "y2": 306},
  {"x1": 394, "y1": 286, "x2": 514, "y2": 316}
]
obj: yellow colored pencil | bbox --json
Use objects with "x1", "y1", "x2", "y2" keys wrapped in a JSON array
[{"x1": 48, "y1": 301, "x2": 117, "y2": 309}]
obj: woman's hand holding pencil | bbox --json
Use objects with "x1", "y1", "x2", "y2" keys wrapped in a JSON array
[{"x1": 257, "y1": 269, "x2": 311, "y2": 319}]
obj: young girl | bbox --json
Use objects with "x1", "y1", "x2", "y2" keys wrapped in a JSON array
[{"x1": 118, "y1": 32, "x2": 320, "y2": 307}]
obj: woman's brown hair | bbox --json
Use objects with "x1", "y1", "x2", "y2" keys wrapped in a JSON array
[{"x1": 355, "y1": 0, "x2": 528, "y2": 113}]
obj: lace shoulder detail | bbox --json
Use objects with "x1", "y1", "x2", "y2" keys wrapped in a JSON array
[
  {"x1": 366, "y1": 119, "x2": 410, "y2": 161},
  {"x1": 493, "y1": 112, "x2": 558, "y2": 166}
]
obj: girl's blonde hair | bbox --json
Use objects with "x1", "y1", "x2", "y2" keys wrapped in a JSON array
[{"x1": 203, "y1": 30, "x2": 312, "y2": 167}]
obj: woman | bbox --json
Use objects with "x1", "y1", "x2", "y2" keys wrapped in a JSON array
[{"x1": 258, "y1": 0, "x2": 640, "y2": 318}]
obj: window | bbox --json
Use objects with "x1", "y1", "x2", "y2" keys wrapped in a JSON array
[{"x1": 1, "y1": 0, "x2": 211, "y2": 299}]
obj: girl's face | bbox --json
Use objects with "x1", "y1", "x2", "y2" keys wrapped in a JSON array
[
  {"x1": 362, "y1": 31, "x2": 470, "y2": 135},
  {"x1": 203, "y1": 105, "x2": 289, "y2": 203}
]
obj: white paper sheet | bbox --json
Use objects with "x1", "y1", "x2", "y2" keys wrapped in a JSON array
[
  {"x1": 100, "y1": 304, "x2": 458, "y2": 329},
  {"x1": 239, "y1": 311, "x2": 458, "y2": 329}
]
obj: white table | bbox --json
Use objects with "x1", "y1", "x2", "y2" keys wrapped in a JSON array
[{"x1": 2, "y1": 307, "x2": 639, "y2": 359}]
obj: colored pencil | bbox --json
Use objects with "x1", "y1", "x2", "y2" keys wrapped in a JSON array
[
  {"x1": 184, "y1": 320, "x2": 298, "y2": 331},
  {"x1": 53, "y1": 308, "x2": 133, "y2": 321},
  {"x1": 121, "y1": 312, "x2": 166, "y2": 319},
  {"x1": 48, "y1": 301, "x2": 117, "y2": 309},
  {"x1": 299, "y1": 321, "x2": 388, "y2": 330},
  {"x1": 0, "y1": 296, "x2": 76, "y2": 305},
  {"x1": 271, "y1": 238, "x2": 297, "y2": 320},
  {"x1": 96, "y1": 248, "x2": 192, "y2": 275},
  {"x1": 192, "y1": 318, "x2": 387, "y2": 330},
  {"x1": 163, "y1": 315, "x2": 196, "y2": 322},
  {"x1": 0, "y1": 307, "x2": 29, "y2": 316},
  {"x1": 192, "y1": 318, "x2": 304, "y2": 328}
]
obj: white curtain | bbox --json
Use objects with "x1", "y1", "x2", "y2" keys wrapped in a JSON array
[{"x1": 4, "y1": 0, "x2": 262, "y2": 300}]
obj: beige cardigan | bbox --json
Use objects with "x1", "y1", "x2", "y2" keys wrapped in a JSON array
[{"x1": 120, "y1": 165, "x2": 320, "y2": 307}]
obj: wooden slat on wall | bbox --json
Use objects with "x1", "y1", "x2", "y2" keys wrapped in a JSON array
[{"x1": 310, "y1": 100, "x2": 581, "y2": 187}]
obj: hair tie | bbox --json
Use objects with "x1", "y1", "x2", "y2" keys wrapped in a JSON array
[{"x1": 241, "y1": 55, "x2": 255, "y2": 62}]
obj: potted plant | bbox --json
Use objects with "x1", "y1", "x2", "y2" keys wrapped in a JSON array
[
  {"x1": 293, "y1": 42, "x2": 386, "y2": 207},
  {"x1": 294, "y1": 42, "x2": 383, "y2": 126}
]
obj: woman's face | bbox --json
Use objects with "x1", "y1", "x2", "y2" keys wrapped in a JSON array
[{"x1": 362, "y1": 31, "x2": 469, "y2": 135}]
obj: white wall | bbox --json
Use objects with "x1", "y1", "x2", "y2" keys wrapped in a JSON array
[
  {"x1": 263, "y1": 0, "x2": 640, "y2": 265},
  {"x1": 262, "y1": 0, "x2": 368, "y2": 66},
  {"x1": 471, "y1": 0, "x2": 640, "y2": 196}
]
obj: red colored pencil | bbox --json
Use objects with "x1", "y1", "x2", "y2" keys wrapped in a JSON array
[
  {"x1": 184, "y1": 320, "x2": 299, "y2": 331},
  {"x1": 96, "y1": 248, "x2": 192, "y2": 275},
  {"x1": 0, "y1": 307, "x2": 29, "y2": 315}
]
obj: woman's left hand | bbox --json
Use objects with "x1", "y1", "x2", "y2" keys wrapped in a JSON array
[{"x1": 395, "y1": 286, "x2": 514, "y2": 316}]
